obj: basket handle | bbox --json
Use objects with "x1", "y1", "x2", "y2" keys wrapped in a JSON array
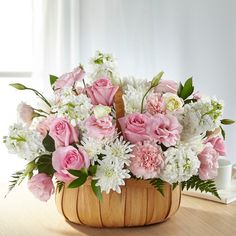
[{"x1": 114, "y1": 87, "x2": 125, "y2": 132}]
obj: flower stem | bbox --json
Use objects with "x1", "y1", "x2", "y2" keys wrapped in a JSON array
[{"x1": 140, "y1": 86, "x2": 153, "y2": 113}]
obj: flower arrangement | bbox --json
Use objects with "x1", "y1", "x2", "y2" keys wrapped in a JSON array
[{"x1": 4, "y1": 51, "x2": 235, "y2": 202}]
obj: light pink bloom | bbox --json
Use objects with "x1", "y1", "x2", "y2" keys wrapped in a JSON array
[
  {"x1": 54, "y1": 66, "x2": 85, "y2": 92},
  {"x1": 205, "y1": 136, "x2": 226, "y2": 156},
  {"x1": 146, "y1": 93, "x2": 166, "y2": 115},
  {"x1": 17, "y1": 102, "x2": 34, "y2": 125},
  {"x1": 198, "y1": 143, "x2": 219, "y2": 180},
  {"x1": 52, "y1": 145, "x2": 90, "y2": 182},
  {"x1": 36, "y1": 116, "x2": 55, "y2": 138},
  {"x1": 49, "y1": 117, "x2": 79, "y2": 147},
  {"x1": 130, "y1": 141, "x2": 165, "y2": 179},
  {"x1": 85, "y1": 115, "x2": 115, "y2": 139},
  {"x1": 193, "y1": 91, "x2": 202, "y2": 101},
  {"x1": 147, "y1": 114, "x2": 182, "y2": 147},
  {"x1": 27, "y1": 173, "x2": 54, "y2": 202},
  {"x1": 155, "y1": 80, "x2": 178, "y2": 94},
  {"x1": 86, "y1": 77, "x2": 119, "y2": 106},
  {"x1": 119, "y1": 113, "x2": 150, "y2": 144}
]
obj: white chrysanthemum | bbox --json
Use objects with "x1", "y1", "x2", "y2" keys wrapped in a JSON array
[
  {"x1": 4, "y1": 123, "x2": 45, "y2": 161},
  {"x1": 80, "y1": 136, "x2": 109, "y2": 164},
  {"x1": 52, "y1": 87, "x2": 93, "y2": 126},
  {"x1": 102, "y1": 136, "x2": 134, "y2": 166},
  {"x1": 122, "y1": 77, "x2": 150, "y2": 114},
  {"x1": 93, "y1": 160, "x2": 130, "y2": 194},
  {"x1": 89, "y1": 51, "x2": 119, "y2": 84},
  {"x1": 160, "y1": 145, "x2": 200, "y2": 184},
  {"x1": 178, "y1": 96, "x2": 223, "y2": 140}
]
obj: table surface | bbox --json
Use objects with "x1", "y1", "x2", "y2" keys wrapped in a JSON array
[{"x1": 1, "y1": 182, "x2": 236, "y2": 236}]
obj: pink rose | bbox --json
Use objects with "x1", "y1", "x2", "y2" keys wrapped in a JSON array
[
  {"x1": 130, "y1": 141, "x2": 165, "y2": 179},
  {"x1": 155, "y1": 80, "x2": 178, "y2": 94},
  {"x1": 205, "y1": 136, "x2": 226, "y2": 156},
  {"x1": 147, "y1": 114, "x2": 182, "y2": 147},
  {"x1": 52, "y1": 145, "x2": 90, "y2": 182},
  {"x1": 49, "y1": 118, "x2": 79, "y2": 147},
  {"x1": 27, "y1": 173, "x2": 54, "y2": 202},
  {"x1": 17, "y1": 102, "x2": 34, "y2": 125},
  {"x1": 54, "y1": 66, "x2": 85, "y2": 92},
  {"x1": 85, "y1": 115, "x2": 115, "y2": 139},
  {"x1": 146, "y1": 93, "x2": 166, "y2": 115},
  {"x1": 119, "y1": 113, "x2": 150, "y2": 144},
  {"x1": 198, "y1": 143, "x2": 219, "y2": 180},
  {"x1": 86, "y1": 77, "x2": 119, "y2": 106},
  {"x1": 36, "y1": 116, "x2": 55, "y2": 138}
]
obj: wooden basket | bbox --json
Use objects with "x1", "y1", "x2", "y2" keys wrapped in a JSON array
[{"x1": 55, "y1": 178, "x2": 181, "y2": 227}]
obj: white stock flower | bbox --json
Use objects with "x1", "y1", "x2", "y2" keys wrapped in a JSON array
[
  {"x1": 160, "y1": 145, "x2": 200, "y2": 184},
  {"x1": 93, "y1": 159, "x2": 130, "y2": 194},
  {"x1": 4, "y1": 123, "x2": 45, "y2": 161},
  {"x1": 93, "y1": 105, "x2": 111, "y2": 119}
]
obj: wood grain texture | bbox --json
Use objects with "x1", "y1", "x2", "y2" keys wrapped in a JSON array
[
  {"x1": 55, "y1": 179, "x2": 181, "y2": 227},
  {"x1": 114, "y1": 87, "x2": 125, "y2": 132}
]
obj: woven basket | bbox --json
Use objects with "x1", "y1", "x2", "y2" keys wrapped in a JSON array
[{"x1": 55, "y1": 178, "x2": 181, "y2": 227}]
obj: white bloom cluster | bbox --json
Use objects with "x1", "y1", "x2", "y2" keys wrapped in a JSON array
[
  {"x1": 82, "y1": 135, "x2": 133, "y2": 194},
  {"x1": 52, "y1": 87, "x2": 93, "y2": 127},
  {"x1": 89, "y1": 51, "x2": 119, "y2": 83},
  {"x1": 4, "y1": 123, "x2": 45, "y2": 161},
  {"x1": 178, "y1": 96, "x2": 223, "y2": 141},
  {"x1": 122, "y1": 77, "x2": 150, "y2": 114},
  {"x1": 161, "y1": 145, "x2": 200, "y2": 184}
]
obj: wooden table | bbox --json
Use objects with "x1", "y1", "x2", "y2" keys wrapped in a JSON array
[{"x1": 0, "y1": 182, "x2": 236, "y2": 236}]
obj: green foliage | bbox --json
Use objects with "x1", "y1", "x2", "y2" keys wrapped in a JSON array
[
  {"x1": 221, "y1": 119, "x2": 235, "y2": 125},
  {"x1": 149, "y1": 178, "x2": 164, "y2": 196},
  {"x1": 37, "y1": 154, "x2": 55, "y2": 175},
  {"x1": 56, "y1": 181, "x2": 65, "y2": 193},
  {"x1": 220, "y1": 126, "x2": 226, "y2": 140},
  {"x1": 182, "y1": 175, "x2": 220, "y2": 199},
  {"x1": 178, "y1": 77, "x2": 194, "y2": 100},
  {"x1": 9, "y1": 83, "x2": 27, "y2": 90},
  {"x1": 151, "y1": 71, "x2": 164, "y2": 87},
  {"x1": 88, "y1": 165, "x2": 97, "y2": 176},
  {"x1": 68, "y1": 170, "x2": 88, "y2": 188},
  {"x1": 42, "y1": 134, "x2": 55, "y2": 152},
  {"x1": 50, "y1": 75, "x2": 58, "y2": 86},
  {"x1": 5, "y1": 170, "x2": 26, "y2": 197},
  {"x1": 91, "y1": 179, "x2": 103, "y2": 201},
  {"x1": 172, "y1": 182, "x2": 179, "y2": 190}
]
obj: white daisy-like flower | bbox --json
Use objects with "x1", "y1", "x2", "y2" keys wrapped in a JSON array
[
  {"x1": 52, "y1": 87, "x2": 93, "y2": 126},
  {"x1": 160, "y1": 145, "x2": 200, "y2": 184},
  {"x1": 4, "y1": 123, "x2": 45, "y2": 161},
  {"x1": 93, "y1": 159, "x2": 130, "y2": 194},
  {"x1": 102, "y1": 136, "x2": 134, "y2": 166}
]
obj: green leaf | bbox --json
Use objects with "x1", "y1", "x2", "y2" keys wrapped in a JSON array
[
  {"x1": 9, "y1": 83, "x2": 27, "y2": 90},
  {"x1": 5, "y1": 170, "x2": 26, "y2": 197},
  {"x1": 56, "y1": 181, "x2": 65, "y2": 193},
  {"x1": 42, "y1": 134, "x2": 55, "y2": 152},
  {"x1": 151, "y1": 71, "x2": 164, "y2": 87},
  {"x1": 37, "y1": 154, "x2": 55, "y2": 175},
  {"x1": 182, "y1": 175, "x2": 220, "y2": 199},
  {"x1": 221, "y1": 119, "x2": 235, "y2": 125},
  {"x1": 50, "y1": 75, "x2": 58, "y2": 86},
  {"x1": 172, "y1": 182, "x2": 179, "y2": 190},
  {"x1": 149, "y1": 178, "x2": 164, "y2": 196},
  {"x1": 220, "y1": 126, "x2": 226, "y2": 140},
  {"x1": 68, "y1": 172, "x2": 88, "y2": 188},
  {"x1": 67, "y1": 169, "x2": 84, "y2": 177},
  {"x1": 177, "y1": 82, "x2": 183, "y2": 97},
  {"x1": 88, "y1": 165, "x2": 97, "y2": 176},
  {"x1": 91, "y1": 179, "x2": 103, "y2": 201},
  {"x1": 179, "y1": 77, "x2": 194, "y2": 100}
]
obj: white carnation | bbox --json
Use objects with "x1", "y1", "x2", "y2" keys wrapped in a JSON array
[
  {"x1": 4, "y1": 123, "x2": 45, "y2": 161},
  {"x1": 161, "y1": 145, "x2": 200, "y2": 184}
]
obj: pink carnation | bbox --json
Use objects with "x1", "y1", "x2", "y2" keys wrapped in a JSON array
[
  {"x1": 27, "y1": 173, "x2": 54, "y2": 202},
  {"x1": 155, "y1": 80, "x2": 178, "y2": 94},
  {"x1": 86, "y1": 77, "x2": 119, "y2": 106},
  {"x1": 147, "y1": 114, "x2": 182, "y2": 147},
  {"x1": 130, "y1": 141, "x2": 165, "y2": 179},
  {"x1": 52, "y1": 145, "x2": 90, "y2": 182},
  {"x1": 119, "y1": 113, "x2": 150, "y2": 144},
  {"x1": 85, "y1": 115, "x2": 115, "y2": 139},
  {"x1": 205, "y1": 136, "x2": 226, "y2": 156},
  {"x1": 146, "y1": 93, "x2": 166, "y2": 115},
  {"x1": 198, "y1": 143, "x2": 219, "y2": 180}
]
